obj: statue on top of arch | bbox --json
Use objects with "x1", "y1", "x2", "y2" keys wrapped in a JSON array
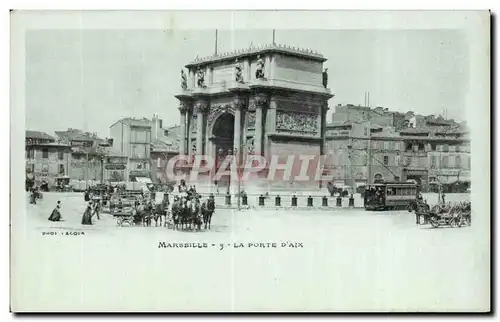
[
  {"x1": 235, "y1": 59, "x2": 244, "y2": 84},
  {"x1": 181, "y1": 70, "x2": 188, "y2": 90},
  {"x1": 197, "y1": 68, "x2": 206, "y2": 88},
  {"x1": 255, "y1": 55, "x2": 266, "y2": 80}
]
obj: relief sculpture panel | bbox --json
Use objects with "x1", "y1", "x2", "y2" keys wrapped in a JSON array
[
  {"x1": 246, "y1": 112, "x2": 256, "y2": 130},
  {"x1": 190, "y1": 116, "x2": 197, "y2": 135},
  {"x1": 276, "y1": 111, "x2": 319, "y2": 135}
]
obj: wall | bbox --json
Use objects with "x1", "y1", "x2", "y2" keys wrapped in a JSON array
[
  {"x1": 266, "y1": 140, "x2": 321, "y2": 190},
  {"x1": 428, "y1": 143, "x2": 471, "y2": 183},
  {"x1": 151, "y1": 151, "x2": 178, "y2": 183},
  {"x1": 110, "y1": 122, "x2": 130, "y2": 157},
  {"x1": 331, "y1": 106, "x2": 395, "y2": 127},
  {"x1": 69, "y1": 154, "x2": 103, "y2": 181},
  {"x1": 370, "y1": 139, "x2": 403, "y2": 182},
  {"x1": 212, "y1": 63, "x2": 233, "y2": 86},
  {"x1": 273, "y1": 54, "x2": 322, "y2": 86},
  {"x1": 25, "y1": 146, "x2": 71, "y2": 186}
]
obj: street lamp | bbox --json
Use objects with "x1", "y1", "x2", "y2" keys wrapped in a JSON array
[{"x1": 234, "y1": 144, "x2": 246, "y2": 211}]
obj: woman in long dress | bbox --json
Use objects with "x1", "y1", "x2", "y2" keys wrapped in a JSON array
[
  {"x1": 81, "y1": 202, "x2": 93, "y2": 225},
  {"x1": 48, "y1": 201, "x2": 62, "y2": 221}
]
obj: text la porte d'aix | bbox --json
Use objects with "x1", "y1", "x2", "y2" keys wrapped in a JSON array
[{"x1": 158, "y1": 241, "x2": 304, "y2": 250}]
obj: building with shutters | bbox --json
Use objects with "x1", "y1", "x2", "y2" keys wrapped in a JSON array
[
  {"x1": 25, "y1": 130, "x2": 72, "y2": 187},
  {"x1": 55, "y1": 128, "x2": 110, "y2": 182},
  {"x1": 110, "y1": 117, "x2": 153, "y2": 182},
  {"x1": 325, "y1": 109, "x2": 470, "y2": 192}
]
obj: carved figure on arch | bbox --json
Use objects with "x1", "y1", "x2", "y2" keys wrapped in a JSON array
[
  {"x1": 255, "y1": 55, "x2": 266, "y2": 80},
  {"x1": 197, "y1": 68, "x2": 206, "y2": 88},
  {"x1": 235, "y1": 59, "x2": 244, "y2": 83},
  {"x1": 276, "y1": 111, "x2": 319, "y2": 135},
  {"x1": 181, "y1": 70, "x2": 188, "y2": 90},
  {"x1": 247, "y1": 138, "x2": 255, "y2": 154},
  {"x1": 246, "y1": 112, "x2": 256, "y2": 130}
]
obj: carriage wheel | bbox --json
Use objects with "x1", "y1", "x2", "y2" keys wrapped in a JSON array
[
  {"x1": 116, "y1": 217, "x2": 123, "y2": 227},
  {"x1": 429, "y1": 217, "x2": 439, "y2": 228}
]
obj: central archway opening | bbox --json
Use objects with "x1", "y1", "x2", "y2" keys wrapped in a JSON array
[{"x1": 212, "y1": 112, "x2": 235, "y2": 190}]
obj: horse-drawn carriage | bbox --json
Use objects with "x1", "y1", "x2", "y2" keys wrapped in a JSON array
[
  {"x1": 110, "y1": 200, "x2": 137, "y2": 227},
  {"x1": 54, "y1": 176, "x2": 73, "y2": 192},
  {"x1": 169, "y1": 191, "x2": 215, "y2": 231},
  {"x1": 408, "y1": 200, "x2": 471, "y2": 228}
]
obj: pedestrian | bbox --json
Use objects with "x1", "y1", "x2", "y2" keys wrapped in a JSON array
[
  {"x1": 48, "y1": 201, "x2": 62, "y2": 222},
  {"x1": 81, "y1": 202, "x2": 93, "y2": 225},
  {"x1": 92, "y1": 200, "x2": 101, "y2": 220},
  {"x1": 29, "y1": 188, "x2": 37, "y2": 205}
]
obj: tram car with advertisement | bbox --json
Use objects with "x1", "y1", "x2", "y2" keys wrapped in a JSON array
[{"x1": 364, "y1": 181, "x2": 418, "y2": 211}]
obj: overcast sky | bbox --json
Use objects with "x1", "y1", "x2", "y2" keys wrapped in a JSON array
[{"x1": 25, "y1": 29, "x2": 468, "y2": 138}]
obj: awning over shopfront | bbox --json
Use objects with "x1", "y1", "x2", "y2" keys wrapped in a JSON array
[
  {"x1": 404, "y1": 169, "x2": 428, "y2": 176},
  {"x1": 333, "y1": 181, "x2": 345, "y2": 188},
  {"x1": 134, "y1": 177, "x2": 152, "y2": 184}
]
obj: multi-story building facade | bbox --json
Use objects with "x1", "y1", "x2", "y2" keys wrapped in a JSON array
[
  {"x1": 110, "y1": 117, "x2": 152, "y2": 181},
  {"x1": 325, "y1": 121, "x2": 404, "y2": 190},
  {"x1": 150, "y1": 114, "x2": 180, "y2": 183},
  {"x1": 25, "y1": 131, "x2": 72, "y2": 187},
  {"x1": 55, "y1": 128, "x2": 107, "y2": 182},
  {"x1": 325, "y1": 107, "x2": 471, "y2": 192}
]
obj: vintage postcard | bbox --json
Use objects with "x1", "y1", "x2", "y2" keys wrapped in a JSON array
[{"x1": 10, "y1": 10, "x2": 490, "y2": 312}]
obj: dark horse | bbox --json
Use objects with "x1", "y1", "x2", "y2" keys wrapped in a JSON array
[
  {"x1": 201, "y1": 198, "x2": 215, "y2": 230},
  {"x1": 408, "y1": 200, "x2": 431, "y2": 225}
]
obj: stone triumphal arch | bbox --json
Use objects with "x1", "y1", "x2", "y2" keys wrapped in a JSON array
[{"x1": 175, "y1": 44, "x2": 333, "y2": 193}]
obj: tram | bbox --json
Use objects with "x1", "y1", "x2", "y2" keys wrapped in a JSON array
[{"x1": 364, "y1": 181, "x2": 418, "y2": 211}]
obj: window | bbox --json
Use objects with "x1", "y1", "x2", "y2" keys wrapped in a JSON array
[
  {"x1": 449, "y1": 145, "x2": 456, "y2": 152},
  {"x1": 430, "y1": 143, "x2": 437, "y2": 151},
  {"x1": 26, "y1": 149, "x2": 35, "y2": 159},
  {"x1": 455, "y1": 156, "x2": 461, "y2": 168},
  {"x1": 59, "y1": 164, "x2": 65, "y2": 175},
  {"x1": 442, "y1": 156, "x2": 449, "y2": 168},
  {"x1": 430, "y1": 155, "x2": 436, "y2": 167},
  {"x1": 58, "y1": 150, "x2": 64, "y2": 160},
  {"x1": 42, "y1": 148, "x2": 49, "y2": 159},
  {"x1": 442, "y1": 145, "x2": 449, "y2": 152},
  {"x1": 384, "y1": 155, "x2": 389, "y2": 165},
  {"x1": 26, "y1": 164, "x2": 34, "y2": 173}
]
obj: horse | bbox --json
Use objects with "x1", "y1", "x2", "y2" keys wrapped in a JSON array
[
  {"x1": 190, "y1": 198, "x2": 203, "y2": 231},
  {"x1": 152, "y1": 203, "x2": 164, "y2": 227},
  {"x1": 202, "y1": 198, "x2": 215, "y2": 230},
  {"x1": 408, "y1": 200, "x2": 431, "y2": 225},
  {"x1": 171, "y1": 199, "x2": 181, "y2": 230}
]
